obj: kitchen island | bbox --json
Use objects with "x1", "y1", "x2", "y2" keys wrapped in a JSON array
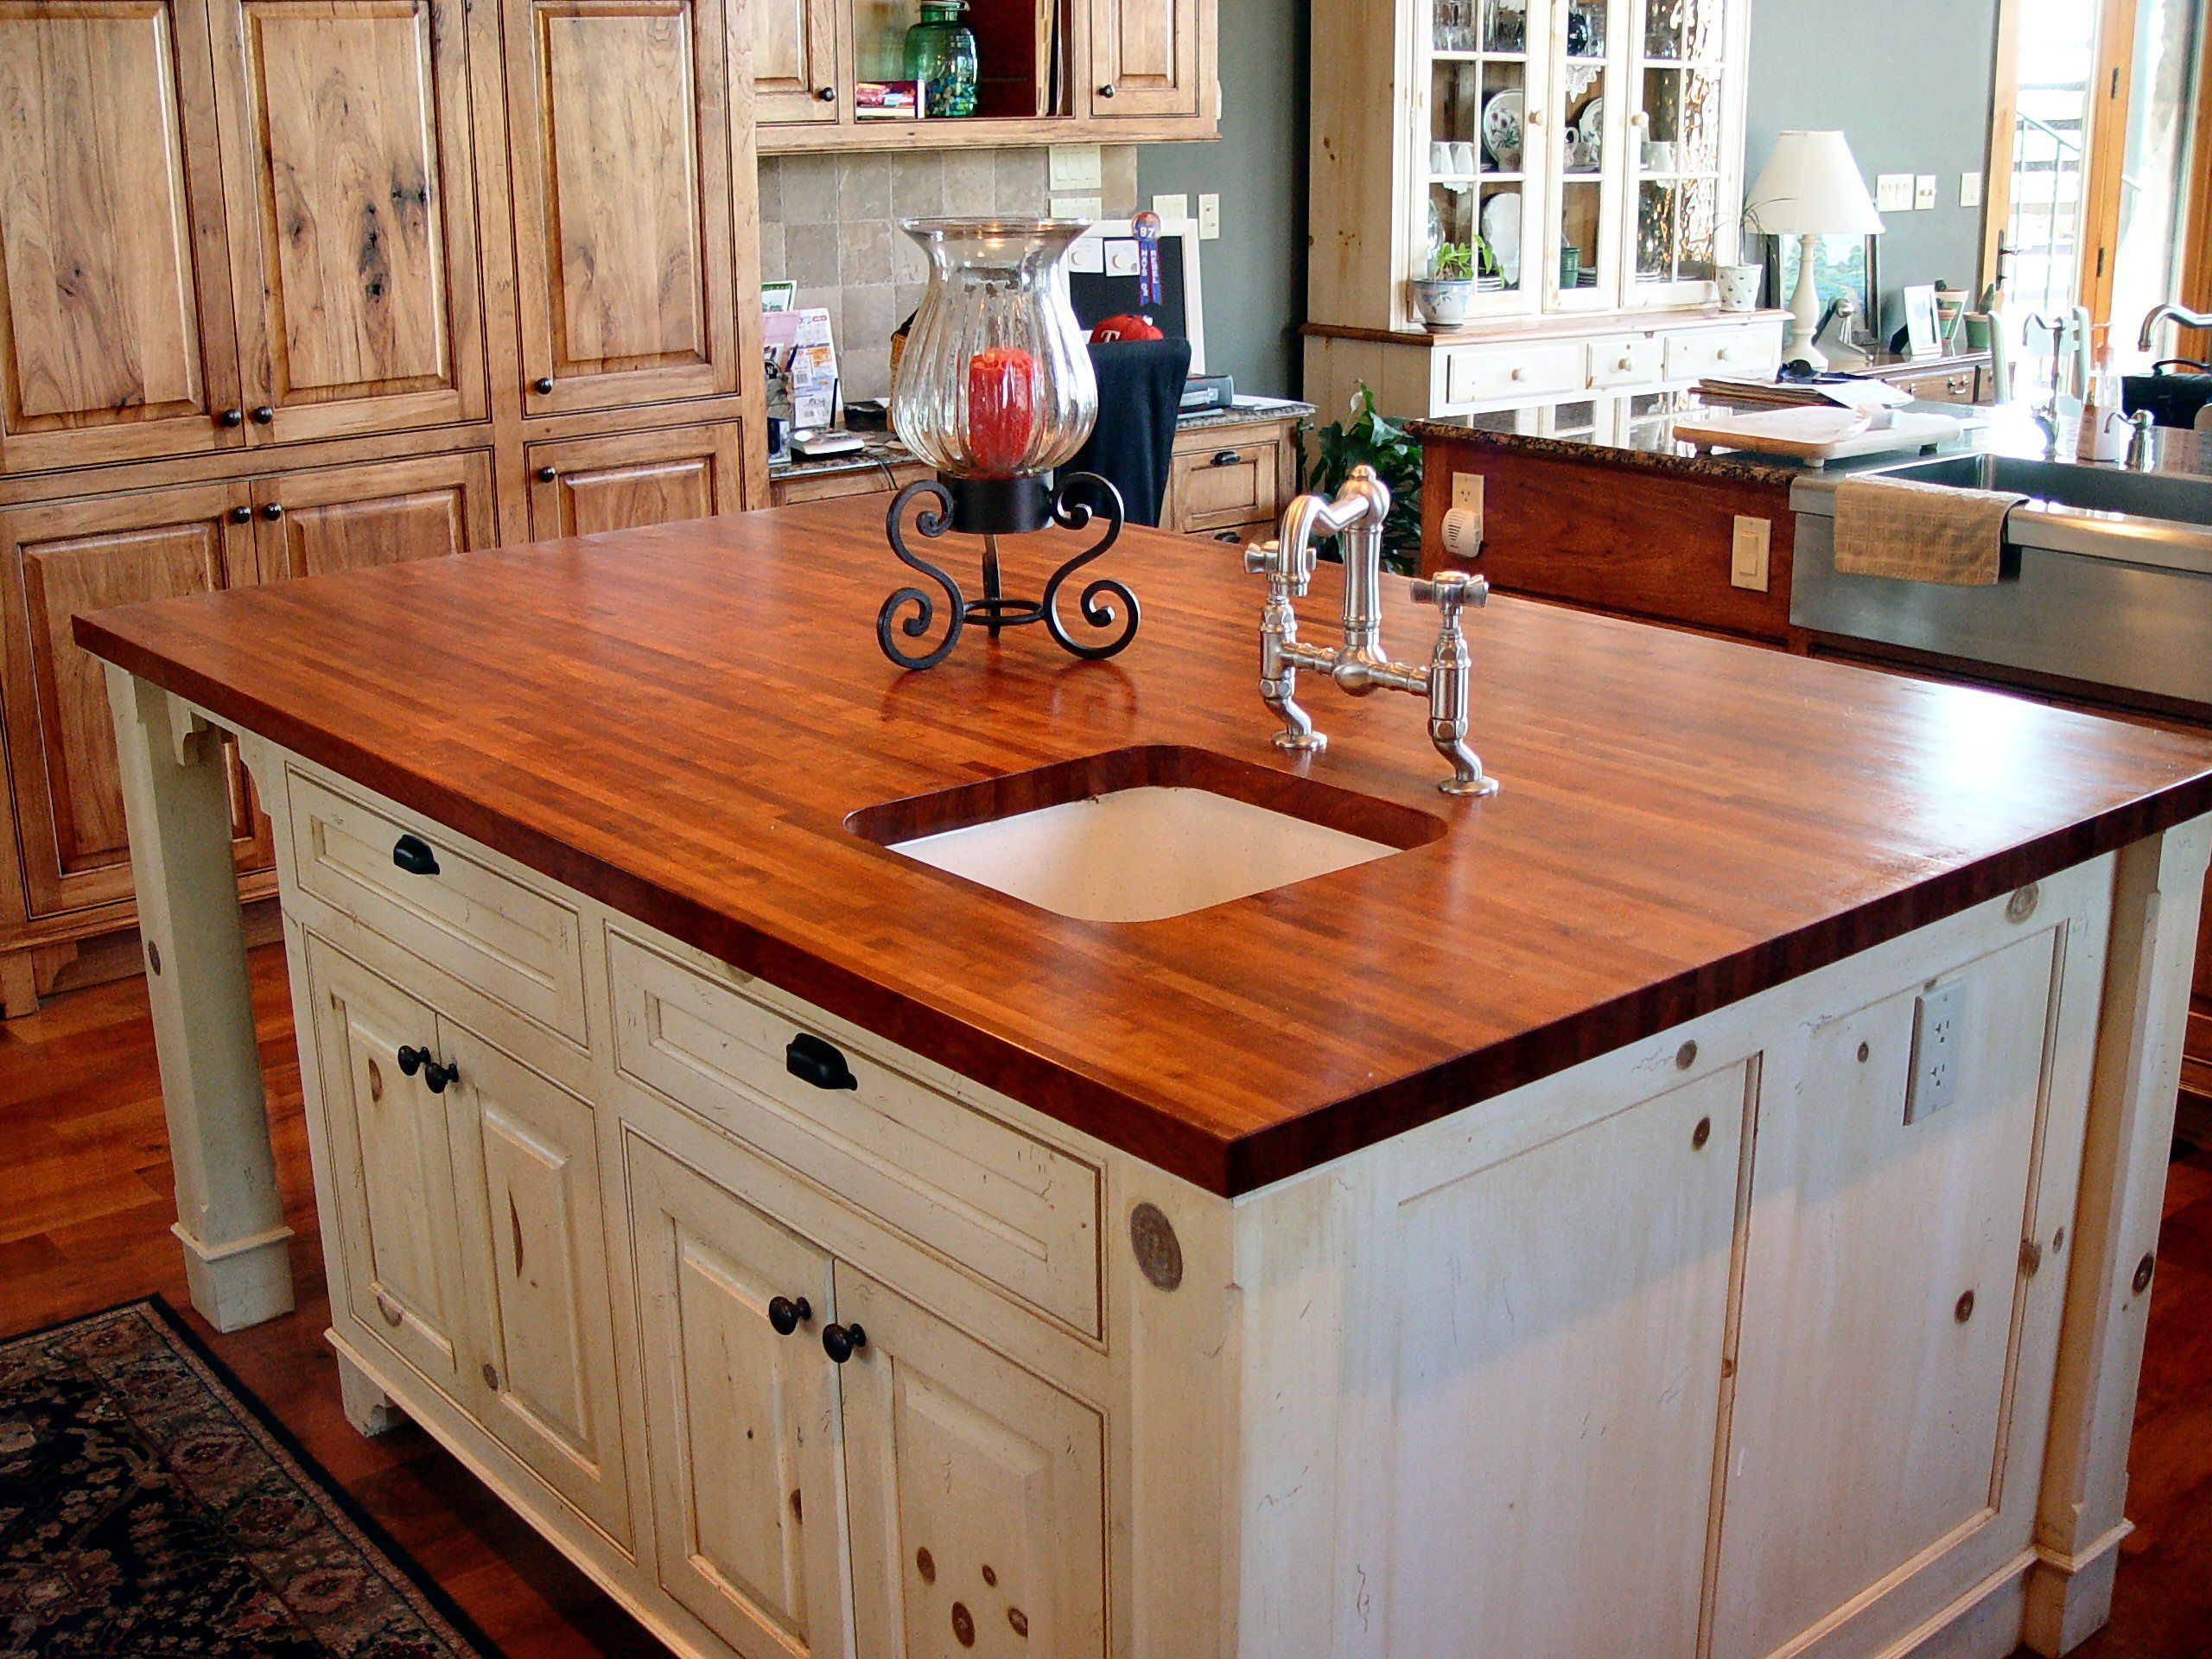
[{"x1": 79, "y1": 499, "x2": 2212, "y2": 1659}]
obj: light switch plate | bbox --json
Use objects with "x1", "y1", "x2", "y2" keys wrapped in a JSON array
[
  {"x1": 1047, "y1": 143, "x2": 1103, "y2": 192},
  {"x1": 1198, "y1": 193, "x2": 1221, "y2": 239},
  {"x1": 1960, "y1": 170, "x2": 1983, "y2": 209},
  {"x1": 1730, "y1": 514, "x2": 1770, "y2": 592},
  {"x1": 1051, "y1": 194, "x2": 1104, "y2": 219},
  {"x1": 1905, "y1": 979, "x2": 1966, "y2": 1123},
  {"x1": 1877, "y1": 173, "x2": 1915, "y2": 213},
  {"x1": 1915, "y1": 174, "x2": 1939, "y2": 211},
  {"x1": 1152, "y1": 192, "x2": 1191, "y2": 225}
]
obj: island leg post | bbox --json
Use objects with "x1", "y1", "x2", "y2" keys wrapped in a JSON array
[{"x1": 104, "y1": 664, "x2": 294, "y2": 1332}]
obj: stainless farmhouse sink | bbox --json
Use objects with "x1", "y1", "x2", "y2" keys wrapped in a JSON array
[
  {"x1": 847, "y1": 745, "x2": 1446, "y2": 923},
  {"x1": 1876, "y1": 452, "x2": 2212, "y2": 526}
]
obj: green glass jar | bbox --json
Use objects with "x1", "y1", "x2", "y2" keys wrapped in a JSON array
[{"x1": 903, "y1": 0, "x2": 978, "y2": 118}]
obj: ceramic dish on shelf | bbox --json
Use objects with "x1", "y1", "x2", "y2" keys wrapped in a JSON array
[
  {"x1": 1577, "y1": 96, "x2": 1604, "y2": 162},
  {"x1": 1481, "y1": 190, "x2": 1520, "y2": 285},
  {"x1": 1481, "y1": 89, "x2": 1524, "y2": 172}
]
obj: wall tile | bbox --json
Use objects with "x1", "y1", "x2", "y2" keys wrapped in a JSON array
[
  {"x1": 890, "y1": 152, "x2": 944, "y2": 219},
  {"x1": 755, "y1": 155, "x2": 783, "y2": 221},
  {"x1": 992, "y1": 147, "x2": 1049, "y2": 214},
  {"x1": 785, "y1": 221, "x2": 843, "y2": 288},
  {"x1": 843, "y1": 283, "x2": 898, "y2": 359},
  {"x1": 842, "y1": 346, "x2": 893, "y2": 401},
  {"x1": 943, "y1": 151, "x2": 996, "y2": 215},
  {"x1": 838, "y1": 153, "x2": 893, "y2": 219},
  {"x1": 893, "y1": 230, "x2": 928, "y2": 284},
  {"x1": 780, "y1": 154, "x2": 840, "y2": 224},
  {"x1": 841, "y1": 218, "x2": 894, "y2": 285},
  {"x1": 757, "y1": 220, "x2": 787, "y2": 283}
]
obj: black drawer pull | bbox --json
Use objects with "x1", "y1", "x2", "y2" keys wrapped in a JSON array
[
  {"x1": 251, "y1": 405, "x2": 275, "y2": 424},
  {"x1": 532, "y1": 376, "x2": 554, "y2": 395},
  {"x1": 1213, "y1": 530, "x2": 1242, "y2": 543},
  {"x1": 822, "y1": 1321, "x2": 867, "y2": 1363},
  {"x1": 536, "y1": 465, "x2": 557, "y2": 482},
  {"x1": 767, "y1": 1294, "x2": 811, "y2": 1335},
  {"x1": 785, "y1": 1032, "x2": 858, "y2": 1091},
  {"x1": 391, "y1": 834, "x2": 440, "y2": 876},
  {"x1": 1211, "y1": 448, "x2": 1242, "y2": 467}
]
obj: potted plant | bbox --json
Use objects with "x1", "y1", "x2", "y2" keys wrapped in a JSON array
[
  {"x1": 1719, "y1": 202, "x2": 1767, "y2": 313},
  {"x1": 1412, "y1": 240, "x2": 1491, "y2": 330}
]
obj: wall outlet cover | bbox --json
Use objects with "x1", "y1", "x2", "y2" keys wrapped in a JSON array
[
  {"x1": 1048, "y1": 144, "x2": 1103, "y2": 192},
  {"x1": 1452, "y1": 471, "x2": 1483, "y2": 513},
  {"x1": 1877, "y1": 174, "x2": 1915, "y2": 213},
  {"x1": 1905, "y1": 979, "x2": 1966, "y2": 1123},
  {"x1": 1152, "y1": 192, "x2": 1191, "y2": 225},
  {"x1": 1960, "y1": 171, "x2": 1983, "y2": 209},
  {"x1": 1198, "y1": 193, "x2": 1221, "y2": 239},
  {"x1": 1914, "y1": 174, "x2": 1938, "y2": 211}
]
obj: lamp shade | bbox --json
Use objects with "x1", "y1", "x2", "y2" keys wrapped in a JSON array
[{"x1": 1746, "y1": 130, "x2": 1885, "y2": 236}]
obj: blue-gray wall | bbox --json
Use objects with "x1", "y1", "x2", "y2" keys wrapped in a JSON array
[
  {"x1": 1136, "y1": 0, "x2": 1311, "y2": 396},
  {"x1": 1745, "y1": 0, "x2": 2002, "y2": 331}
]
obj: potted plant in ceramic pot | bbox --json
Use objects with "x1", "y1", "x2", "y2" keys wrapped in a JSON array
[
  {"x1": 1718, "y1": 203, "x2": 1767, "y2": 313},
  {"x1": 1412, "y1": 239, "x2": 1497, "y2": 330}
]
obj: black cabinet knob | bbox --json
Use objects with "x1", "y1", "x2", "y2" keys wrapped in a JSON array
[
  {"x1": 822, "y1": 1322, "x2": 867, "y2": 1363},
  {"x1": 229, "y1": 505, "x2": 253, "y2": 524},
  {"x1": 767, "y1": 1294, "x2": 811, "y2": 1335},
  {"x1": 251, "y1": 405, "x2": 275, "y2": 424},
  {"x1": 536, "y1": 465, "x2": 557, "y2": 482},
  {"x1": 1097, "y1": 82, "x2": 1116, "y2": 98},
  {"x1": 423, "y1": 1056, "x2": 458, "y2": 1094},
  {"x1": 391, "y1": 834, "x2": 440, "y2": 876},
  {"x1": 219, "y1": 407, "x2": 245, "y2": 428},
  {"x1": 816, "y1": 85, "x2": 836, "y2": 101},
  {"x1": 785, "y1": 1032, "x2": 858, "y2": 1090},
  {"x1": 260, "y1": 503, "x2": 283, "y2": 520},
  {"x1": 1212, "y1": 530, "x2": 1240, "y2": 543},
  {"x1": 532, "y1": 376, "x2": 555, "y2": 395},
  {"x1": 397, "y1": 1044, "x2": 429, "y2": 1077},
  {"x1": 1211, "y1": 448, "x2": 1242, "y2": 467}
]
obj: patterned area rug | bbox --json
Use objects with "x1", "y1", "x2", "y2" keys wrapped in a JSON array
[{"x1": 0, "y1": 1298, "x2": 503, "y2": 1659}]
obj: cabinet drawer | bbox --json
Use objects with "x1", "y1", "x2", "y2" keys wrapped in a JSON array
[
  {"x1": 1444, "y1": 340, "x2": 1584, "y2": 406},
  {"x1": 1662, "y1": 326, "x2": 1772, "y2": 384},
  {"x1": 285, "y1": 770, "x2": 588, "y2": 1045},
  {"x1": 1890, "y1": 369, "x2": 1981, "y2": 405},
  {"x1": 1587, "y1": 335, "x2": 1663, "y2": 391},
  {"x1": 1169, "y1": 439, "x2": 1284, "y2": 531},
  {"x1": 610, "y1": 929, "x2": 1103, "y2": 1335}
]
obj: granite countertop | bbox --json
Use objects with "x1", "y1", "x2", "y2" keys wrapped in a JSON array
[{"x1": 769, "y1": 397, "x2": 1314, "y2": 480}]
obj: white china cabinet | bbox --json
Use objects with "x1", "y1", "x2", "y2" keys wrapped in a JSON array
[{"x1": 1306, "y1": 0, "x2": 1783, "y2": 420}]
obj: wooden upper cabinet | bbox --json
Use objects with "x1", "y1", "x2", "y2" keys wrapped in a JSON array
[
  {"x1": 502, "y1": 0, "x2": 741, "y2": 415},
  {"x1": 0, "y1": 0, "x2": 245, "y2": 474},
  {"x1": 210, "y1": 0, "x2": 486, "y2": 444},
  {"x1": 753, "y1": 0, "x2": 837, "y2": 122},
  {"x1": 248, "y1": 451, "x2": 495, "y2": 582},
  {"x1": 0, "y1": 480, "x2": 259, "y2": 917},
  {"x1": 1092, "y1": 0, "x2": 1200, "y2": 118}
]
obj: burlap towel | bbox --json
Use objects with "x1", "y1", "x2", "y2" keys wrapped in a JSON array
[{"x1": 1831, "y1": 474, "x2": 2024, "y2": 586}]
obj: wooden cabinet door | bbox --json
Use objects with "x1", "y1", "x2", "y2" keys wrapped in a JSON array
[
  {"x1": 502, "y1": 0, "x2": 740, "y2": 415},
  {"x1": 1090, "y1": 0, "x2": 1199, "y2": 118},
  {"x1": 302, "y1": 935, "x2": 468, "y2": 1395},
  {"x1": 1382, "y1": 1065, "x2": 1745, "y2": 1659},
  {"x1": 753, "y1": 0, "x2": 836, "y2": 121},
  {"x1": 1712, "y1": 930, "x2": 2062, "y2": 1659},
  {"x1": 0, "y1": 481, "x2": 260, "y2": 918},
  {"x1": 442, "y1": 1019, "x2": 630, "y2": 1544},
  {"x1": 626, "y1": 1137, "x2": 850, "y2": 1659},
  {"x1": 250, "y1": 451, "x2": 495, "y2": 582},
  {"x1": 210, "y1": 0, "x2": 486, "y2": 444},
  {"x1": 839, "y1": 1264, "x2": 1107, "y2": 1659},
  {"x1": 525, "y1": 423, "x2": 745, "y2": 537},
  {"x1": 0, "y1": 0, "x2": 245, "y2": 473}
]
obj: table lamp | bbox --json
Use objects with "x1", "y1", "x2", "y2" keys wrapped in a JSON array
[{"x1": 1745, "y1": 130, "x2": 1885, "y2": 371}]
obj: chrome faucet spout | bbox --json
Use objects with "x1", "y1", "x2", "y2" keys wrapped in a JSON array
[{"x1": 2139, "y1": 302, "x2": 2212, "y2": 353}]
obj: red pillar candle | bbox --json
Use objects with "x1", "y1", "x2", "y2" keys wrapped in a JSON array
[{"x1": 965, "y1": 346, "x2": 1038, "y2": 477}]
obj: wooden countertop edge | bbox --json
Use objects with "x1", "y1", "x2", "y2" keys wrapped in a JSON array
[{"x1": 79, "y1": 616, "x2": 2212, "y2": 1199}]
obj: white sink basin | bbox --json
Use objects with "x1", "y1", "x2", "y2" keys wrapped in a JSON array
[{"x1": 849, "y1": 747, "x2": 1445, "y2": 924}]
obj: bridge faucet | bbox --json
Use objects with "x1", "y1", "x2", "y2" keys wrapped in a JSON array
[
  {"x1": 1243, "y1": 465, "x2": 1499, "y2": 797},
  {"x1": 2137, "y1": 302, "x2": 2212, "y2": 353}
]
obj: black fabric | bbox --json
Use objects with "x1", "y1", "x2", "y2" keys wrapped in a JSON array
[
  {"x1": 2121, "y1": 371, "x2": 2212, "y2": 429},
  {"x1": 1063, "y1": 336, "x2": 1192, "y2": 526}
]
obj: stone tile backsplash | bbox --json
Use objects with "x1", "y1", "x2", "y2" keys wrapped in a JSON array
[{"x1": 758, "y1": 148, "x2": 1129, "y2": 404}]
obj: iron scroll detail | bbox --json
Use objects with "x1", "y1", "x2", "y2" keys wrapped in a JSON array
[
  {"x1": 1040, "y1": 474, "x2": 1139, "y2": 661},
  {"x1": 877, "y1": 481, "x2": 965, "y2": 671}
]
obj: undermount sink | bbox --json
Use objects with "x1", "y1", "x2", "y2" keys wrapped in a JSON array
[
  {"x1": 1877, "y1": 452, "x2": 2212, "y2": 526},
  {"x1": 846, "y1": 745, "x2": 1447, "y2": 923}
]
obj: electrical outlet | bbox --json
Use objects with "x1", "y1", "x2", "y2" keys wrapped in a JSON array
[
  {"x1": 1914, "y1": 174, "x2": 1938, "y2": 211},
  {"x1": 1453, "y1": 473, "x2": 1483, "y2": 512},
  {"x1": 1730, "y1": 515, "x2": 1770, "y2": 592},
  {"x1": 1152, "y1": 192, "x2": 1190, "y2": 225},
  {"x1": 1905, "y1": 979, "x2": 1966, "y2": 1123},
  {"x1": 1960, "y1": 170, "x2": 1983, "y2": 209},
  {"x1": 1047, "y1": 144, "x2": 1103, "y2": 192},
  {"x1": 1877, "y1": 173, "x2": 1915, "y2": 213},
  {"x1": 1198, "y1": 193, "x2": 1221, "y2": 239}
]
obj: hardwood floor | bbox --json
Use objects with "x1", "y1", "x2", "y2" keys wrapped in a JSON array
[{"x1": 3, "y1": 943, "x2": 2209, "y2": 1658}]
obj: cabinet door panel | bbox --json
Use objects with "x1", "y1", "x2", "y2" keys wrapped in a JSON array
[
  {"x1": 0, "y1": 482, "x2": 259, "y2": 916},
  {"x1": 444, "y1": 1020, "x2": 629, "y2": 1542},
  {"x1": 1713, "y1": 930, "x2": 2060, "y2": 1659},
  {"x1": 626, "y1": 1136, "x2": 849, "y2": 1659},
  {"x1": 252, "y1": 451, "x2": 494, "y2": 582},
  {"x1": 753, "y1": 0, "x2": 836, "y2": 122},
  {"x1": 302, "y1": 935, "x2": 467, "y2": 1394},
  {"x1": 840, "y1": 1266, "x2": 1106, "y2": 1659},
  {"x1": 0, "y1": 0, "x2": 243, "y2": 471},
  {"x1": 525, "y1": 422, "x2": 744, "y2": 537},
  {"x1": 504, "y1": 0, "x2": 738, "y2": 413},
  {"x1": 1384, "y1": 1065, "x2": 1746, "y2": 1659},
  {"x1": 1093, "y1": 0, "x2": 1198, "y2": 118},
  {"x1": 215, "y1": 0, "x2": 486, "y2": 442}
]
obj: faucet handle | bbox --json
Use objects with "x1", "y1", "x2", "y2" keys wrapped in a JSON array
[
  {"x1": 1245, "y1": 537, "x2": 1316, "y2": 597},
  {"x1": 1409, "y1": 570, "x2": 1489, "y2": 627}
]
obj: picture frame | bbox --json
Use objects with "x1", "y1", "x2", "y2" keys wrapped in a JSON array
[{"x1": 1902, "y1": 283, "x2": 1942, "y2": 358}]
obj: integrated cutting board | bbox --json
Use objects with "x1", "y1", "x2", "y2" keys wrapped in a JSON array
[{"x1": 1672, "y1": 405, "x2": 1965, "y2": 465}]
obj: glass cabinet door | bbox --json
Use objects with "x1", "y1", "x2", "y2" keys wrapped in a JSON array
[
  {"x1": 1419, "y1": 0, "x2": 1545, "y2": 320},
  {"x1": 1624, "y1": 0, "x2": 1742, "y2": 305},
  {"x1": 1544, "y1": 0, "x2": 1620, "y2": 311}
]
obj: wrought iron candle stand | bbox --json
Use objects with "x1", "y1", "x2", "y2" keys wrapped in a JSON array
[{"x1": 875, "y1": 470, "x2": 1140, "y2": 671}]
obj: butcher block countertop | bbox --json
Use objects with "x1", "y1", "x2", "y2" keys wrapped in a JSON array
[{"x1": 76, "y1": 499, "x2": 2212, "y2": 1196}]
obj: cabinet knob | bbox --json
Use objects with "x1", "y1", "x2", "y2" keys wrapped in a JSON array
[
  {"x1": 391, "y1": 833, "x2": 440, "y2": 876},
  {"x1": 767, "y1": 1294, "x2": 812, "y2": 1335},
  {"x1": 375, "y1": 1291, "x2": 404, "y2": 1327},
  {"x1": 397, "y1": 1044, "x2": 429, "y2": 1077},
  {"x1": 785, "y1": 1032, "x2": 858, "y2": 1091},
  {"x1": 481, "y1": 1362, "x2": 501, "y2": 1391},
  {"x1": 229, "y1": 505, "x2": 253, "y2": 524},
  {"x1": 816, "y1": 85, "x2": 836, "y2": 101},
  {"x1": 822, "y1": 1322, "x2": 868, "y2": 1363},
  {"x1": 396, "y1": 1044, "x2": 458, "y2": 1093},
  {"x1": 1717, "y1": 347, "x2": 1732, "y2": 361},
  {"x1": 260, "y1": 503, "x2": 283, "y2": 520},
  {"x1": 533, "y1": 376, "x2": 555, "y2": 395},
  {"x1": 536, "y1": 465, "x2": 557, "y2": 483},
  {"x1": 1510, "y1": 366, "x2": 1526, "y2": 381},
  {"x1": 219, "y1": 407, "x2": 245, "y2": 428},
  {"x1": 1213, "y1": 530, "x2": 1242, "y2": 543},
  {"x1": 1096, "y1": 82, "x2": 1116, "y2": 98},
  {"x1": 251, "y1": 405, "x2": 275, "y2": 424},
  {"x1": 1210, "y1": 448, "x2": 1241, "y2": 467}
]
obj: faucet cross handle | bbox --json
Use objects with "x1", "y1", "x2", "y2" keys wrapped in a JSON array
[
  {"x1": 1409, "y1": 570, "x2": 1488, "y2": 628},
  {"x1": 1243, "y1": 536, "x2": 1316, "y2": 599},
  {"x1": 1407, "y1": 572, "x2": 1498, "y2": 799}
]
